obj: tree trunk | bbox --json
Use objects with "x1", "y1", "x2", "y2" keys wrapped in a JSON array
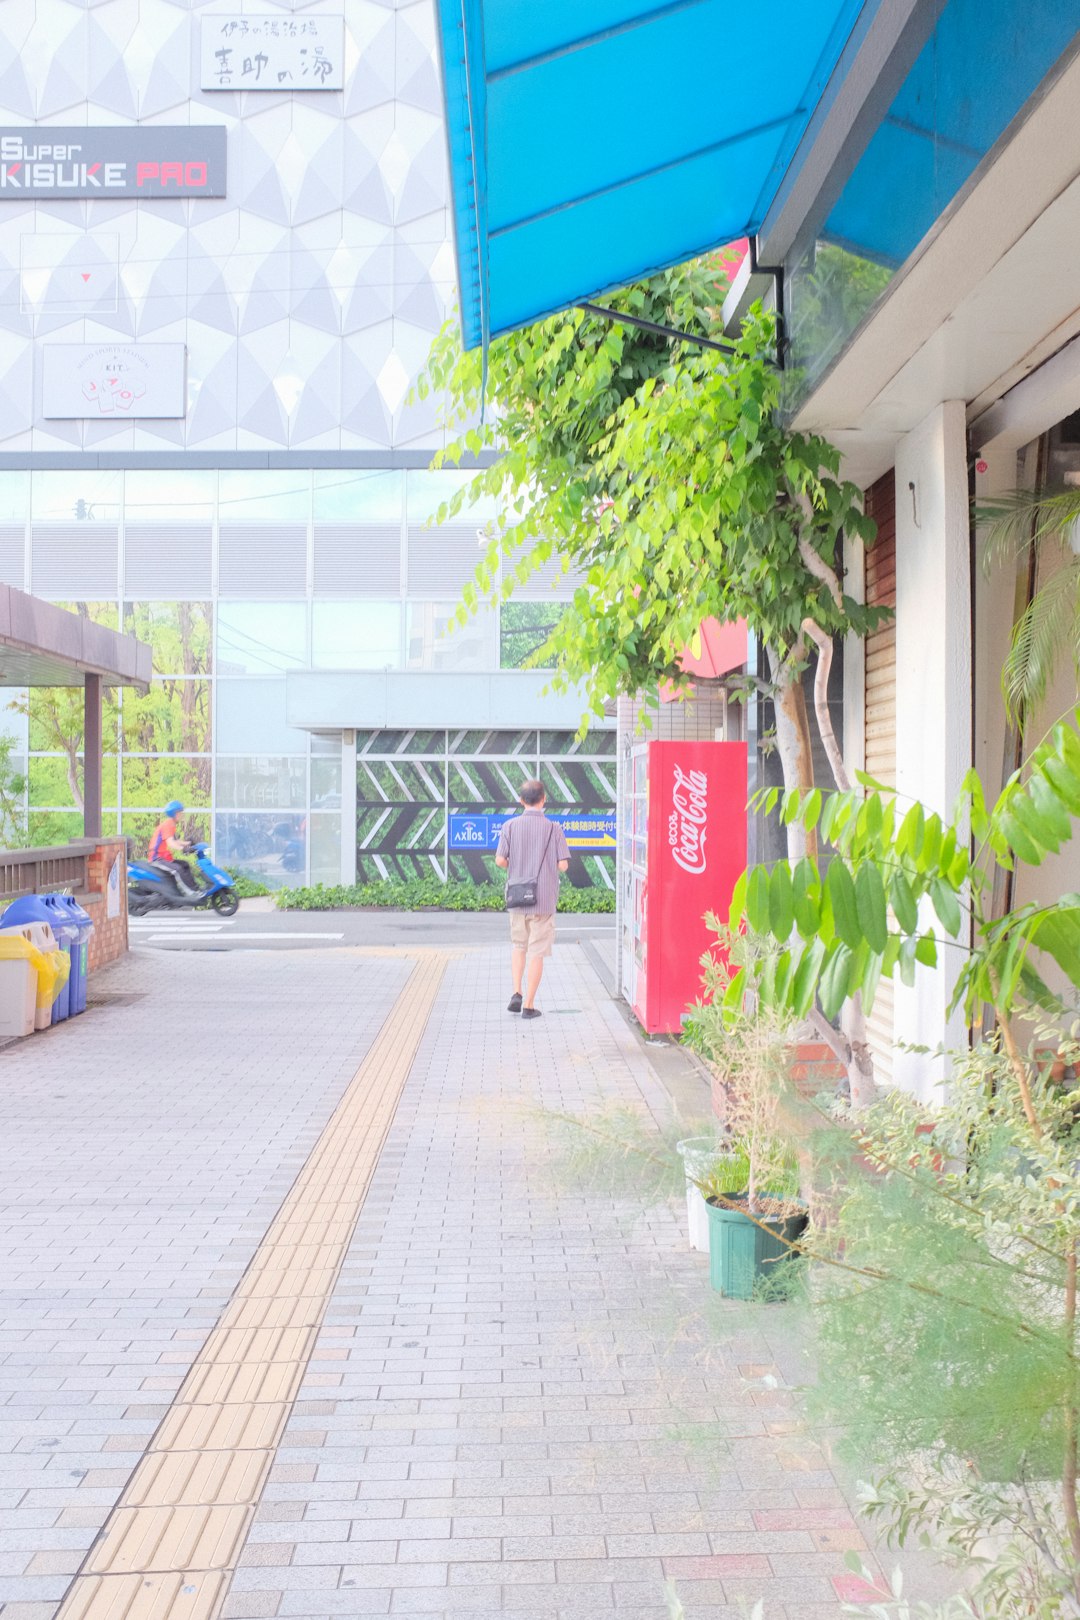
[
  {"x1": 802, "y1": 618, "x2": 879, "y2": 1112},
  {"x1": 767, "y1": 645, "x2": 816, "y2": 862}
]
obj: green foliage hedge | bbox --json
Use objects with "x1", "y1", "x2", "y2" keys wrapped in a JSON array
[
  {"x1": 275, "y1": 877, "x2": 616, "y2": 913},
  {"x1": 228, "y1": 872, "x2": 272, "y2": 899}
]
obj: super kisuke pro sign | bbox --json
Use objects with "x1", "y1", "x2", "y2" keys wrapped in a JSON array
[{"x1": 0, "y1": 128, "x2": 227, "y2": 198}]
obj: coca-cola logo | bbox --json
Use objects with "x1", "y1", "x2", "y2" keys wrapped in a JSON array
[{"x1": 669, "y1": 765, "x2": 707, "y2": 874}]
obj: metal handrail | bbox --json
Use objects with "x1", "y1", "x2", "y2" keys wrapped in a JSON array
[{"x1": 0, "y1": 843, "x2": 92, "y2": 901}]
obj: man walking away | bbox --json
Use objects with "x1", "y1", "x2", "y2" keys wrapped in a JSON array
[{"x1": 495, "y1": 780, "x2": 570, "y2": 1020}]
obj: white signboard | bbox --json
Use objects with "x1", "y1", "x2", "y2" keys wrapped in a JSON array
[
  {"x1": 42, "y1": 344, "x2": 187, "y2": 420},
  {"x1": 107, "y1": 853, "x2": 122, "y2": 920},
  {"x1": 201, "y1": 14, "x2": 344, "y2": 90}
]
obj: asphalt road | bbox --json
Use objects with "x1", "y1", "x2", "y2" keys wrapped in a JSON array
[{"x1": 127, "y1": 901, "x2": 618, "y2": 967}]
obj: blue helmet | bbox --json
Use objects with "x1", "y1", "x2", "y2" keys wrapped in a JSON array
[{"x1": 164, "y1": 800, "x2": 184, "y2": 816}]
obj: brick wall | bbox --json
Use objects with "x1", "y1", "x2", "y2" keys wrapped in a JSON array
[{"x1": 82, "y1": 838, "x2": 129, "y2": 971}]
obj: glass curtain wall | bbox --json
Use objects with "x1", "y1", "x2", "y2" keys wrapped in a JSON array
[{"x1": 0, "y1": 468, "x2": 574, "y2": 887}]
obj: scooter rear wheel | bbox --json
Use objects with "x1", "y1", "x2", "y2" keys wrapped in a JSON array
[{"x1": 211, "y1": 887, "x2": 240, "y2": 918}]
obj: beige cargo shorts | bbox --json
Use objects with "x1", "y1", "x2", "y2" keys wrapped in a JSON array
[{"x1": 509, "y1": 912, "x2": 556, "y2": 959}]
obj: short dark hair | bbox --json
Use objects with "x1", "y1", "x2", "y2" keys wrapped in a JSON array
[{"x1": 519, "y1": 779, "x2": 546, "y2": 807}]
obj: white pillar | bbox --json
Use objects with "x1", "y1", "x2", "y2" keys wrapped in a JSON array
[
  {"x1": 340, "y1": 729, "x2": 357, "y2": 886},
  {"x1": 893, "y1": 401, "x2": 971, "y2": 1099}
]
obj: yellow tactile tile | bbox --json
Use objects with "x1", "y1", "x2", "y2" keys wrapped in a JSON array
[
  {"x1": 123, "y1": 1450, "x2": 270, "y2": 1509},
  {"x1": 237, "y1": 1266, "x2": 340, "y2": 1300},
  {"x1": 56, "y1": 954, "x2": 447, "y2": 1620},
  {"x1": 178, "y1": 1359, "x2": 304, "y2": 1409},
  {"x1": 194, "y1": 1326, "x2": 316, "y2": 1367},
  {"x1": 218, "y1": 1294, "x2": 325, "y2": 1332},
  {"x1": 59, "y1": 1572, "x2": 225, "y2": 1620},
  {"x1": 151, "y1": 1402, "x2": 287, "y2": 1455},
  {"x1": 84, "y1": 1504, "x2": 252, "y2": 1575}
]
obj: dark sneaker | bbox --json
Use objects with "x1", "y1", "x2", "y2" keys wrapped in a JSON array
[
  {"x1": 507, "y1": 993, "x2": 523, "y2": 1013},
  {"x1": 521, "y1": 1007, "x2": 542, "y2": 1021}
]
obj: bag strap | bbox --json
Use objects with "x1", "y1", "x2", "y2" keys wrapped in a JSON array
[{"x1": 533, "y1": 819, "x2": 556, "y2": 878}]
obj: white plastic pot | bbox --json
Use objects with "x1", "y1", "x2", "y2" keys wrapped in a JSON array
[{"x1": 677, "y1": 1136, "x2": 721, "y2": 1254}]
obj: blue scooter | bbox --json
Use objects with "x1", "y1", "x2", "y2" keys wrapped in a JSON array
[{"x1": 127, "y1": 841, "x2": 240, "y2": 918}]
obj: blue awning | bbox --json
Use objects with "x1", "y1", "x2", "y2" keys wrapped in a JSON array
[{"x1": 435, "y1": 0, "x2": 877, "y2": 350}]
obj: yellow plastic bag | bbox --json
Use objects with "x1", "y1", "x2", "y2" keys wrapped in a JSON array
[
  {"x1": 43, "y1": 948, "x2": 70, "y2": 1008},
  {"x1": 0, "y1": 934, "x2": 68, "y2": 1009}
]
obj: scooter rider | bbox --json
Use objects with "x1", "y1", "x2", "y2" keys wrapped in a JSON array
[{"x1": 148, "y1": 800, "x2": 199, "y2": 897}]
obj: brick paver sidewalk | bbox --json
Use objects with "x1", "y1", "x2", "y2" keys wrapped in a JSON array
[{"x1": 0, "y1": 938, "x2": 878, "y2": 1620}]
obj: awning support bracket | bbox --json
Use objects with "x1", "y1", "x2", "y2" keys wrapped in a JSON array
[{"x1": 577, "y1": 280, "x2": 783, "y2": 369}]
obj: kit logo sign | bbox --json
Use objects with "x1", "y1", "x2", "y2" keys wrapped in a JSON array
[
  {"x1": 42, "y1": 344, "x2": 187, "y2": 420},
  {"x1": 0, "y1": 128, "x2": 226, "y2": 198},
  {"x1": 669, "y1": 765, "x2": 708, "y2": 873}
]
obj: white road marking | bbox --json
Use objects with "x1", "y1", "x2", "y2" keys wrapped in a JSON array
[
  {"x1": 130, "y1": 921, "x2": 228, "y2": 930},
  {"x1": 144, "y1": 929, "x2": 345, "y2": 942},
  {"x1": 219, "y1": 930, "x2": 345, "y2": 940}
]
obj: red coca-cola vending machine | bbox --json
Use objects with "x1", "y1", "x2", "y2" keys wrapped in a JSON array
[{"x1": 620, "y1": 739, "x2": 748, "y2": 1035}]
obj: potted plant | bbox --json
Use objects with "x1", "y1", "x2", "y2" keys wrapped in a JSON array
[
  {"x1": 684, "y1": 928, "x2": 808, "y2": 1301},
  {"x1": 676, "y1": 1133, "x2": 738, "y2": 1253}
]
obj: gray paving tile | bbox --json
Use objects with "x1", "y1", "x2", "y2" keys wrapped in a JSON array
[{"x1": 1, "y1": 942, "x2": 905, "y2": 1619}]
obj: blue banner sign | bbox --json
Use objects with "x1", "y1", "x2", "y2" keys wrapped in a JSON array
[{"x1": 448, "y1": 812, "x2": 616, "y2": 852}]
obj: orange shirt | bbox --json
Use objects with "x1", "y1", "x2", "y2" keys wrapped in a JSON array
[{"x1": 149, "y1": 816, "x2": 177, "y2": 861}]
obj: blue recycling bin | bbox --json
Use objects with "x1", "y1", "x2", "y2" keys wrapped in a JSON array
[
  {"x1": 54, "y1": 896, "x2": 93, "y2": 1015},
  {"x1": 1, "y1": 895, "x2": 72, "y2": 1023}
]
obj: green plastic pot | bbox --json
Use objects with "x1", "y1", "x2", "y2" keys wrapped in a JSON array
[{"x1": 705, "y1": 1196, "x2": 808, "y2": 1301}]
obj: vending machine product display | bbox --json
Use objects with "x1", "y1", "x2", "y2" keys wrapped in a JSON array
[{"x1": 620, "y1": 739, "x2": 748, "y2": 1035}]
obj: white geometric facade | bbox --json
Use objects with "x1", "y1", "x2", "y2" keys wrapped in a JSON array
[
  {"x1": 0, "y1": 2, "x2": 609, "y2": 893},
  {"x1": 0, "y1": 0, "x2": 456, "y2": 453}
]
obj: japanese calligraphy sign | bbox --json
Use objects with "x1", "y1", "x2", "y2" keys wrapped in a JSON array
[
  {"x1": 201, "y1": 14, "x2": 345, "y2": 90},
  {"x1": 0, "y1": 128, "x2": 226, "y2": 198}
]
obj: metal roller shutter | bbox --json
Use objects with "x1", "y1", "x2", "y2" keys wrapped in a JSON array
[
  {"x1": 219, "y1": 524, "x2": 307, "y2": 598},
  {"x1": 0, "y1": 525, "x2": 25, "y2": 589},
  {"x1": 313, "y1": 523, "x2": 402, "y2": 596},
  {"x1": 124, "y1": 524, "x2": 213, "y2": 597},
  {"x1": 406, "y1": 522, "x2": 481, "y2": 597},
  {"x1": 863, "y1": 472, "x2": 897, "y2": 1087},
  {"x1": 31, "y1": 525, "x2": 119, "y2": 599}
]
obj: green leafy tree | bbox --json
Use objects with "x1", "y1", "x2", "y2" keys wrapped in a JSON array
[
  {"x1": 499, "y1": 602, "x2": 565, "y2": 670},
  {"x1": 422, "y1": 288, "x2": 884, "y2": 817},
  {"x1": 421, "y1": 267, "x2": 888, "y2": 1100},
  {"x1": 982, "y1": 488, "x2": 1080, "y2": 726},
  {"x1": 0, "y1": 733, "x2": 27, "y2": 847},
  {"x1": 15, "y1": 604, "x2": 120, "y2": 826}
]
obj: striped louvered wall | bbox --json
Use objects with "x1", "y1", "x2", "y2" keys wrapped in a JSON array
[{"x1": 863, "y1": 471, "x2": 897, "y2": 1088}]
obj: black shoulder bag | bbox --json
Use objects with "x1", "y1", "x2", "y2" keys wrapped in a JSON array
[{"x1": 505, "y1": 820, "x2": 556, "y2": 910}]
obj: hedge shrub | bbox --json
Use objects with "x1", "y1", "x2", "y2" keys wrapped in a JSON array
[{"x1": 275, "y1": 877, "x2": 616, "y2": 913}]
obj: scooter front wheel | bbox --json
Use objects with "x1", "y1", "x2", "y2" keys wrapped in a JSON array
[{"x1": 211, "y1": 887, "x2": 240, "y2": 918}]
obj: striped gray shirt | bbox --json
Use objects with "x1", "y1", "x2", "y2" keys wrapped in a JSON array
[{"x1": 496, "y1": 809, "x2": 570, "y2": 916}]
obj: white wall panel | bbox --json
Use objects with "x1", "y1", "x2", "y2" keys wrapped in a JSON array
[{"x1": 0, "y1": 0, "x2": 457, "y2": 454}]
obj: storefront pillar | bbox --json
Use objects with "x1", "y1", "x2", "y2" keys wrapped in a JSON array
[{"x1": 893, "y1": 400, "x2": 971, "y2": 1098}]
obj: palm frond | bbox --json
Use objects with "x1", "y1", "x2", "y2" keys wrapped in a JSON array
[
  {"x1": 978, "y1": 488, "x2": 1080, "y2": 577},
  {"x1": 1002, "y1": 557, "x2": 1080, "y2": 722}
]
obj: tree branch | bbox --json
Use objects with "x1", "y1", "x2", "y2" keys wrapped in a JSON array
[
  {"x1": 797, "y1": 530, "x2": 844, "y2": 611},
  {"x1": 807, "y1": 1006, "x2": 852, "y2": 1070},
  {"x1": 801, "y1": 616, "x2": 851, "y2": 794}
]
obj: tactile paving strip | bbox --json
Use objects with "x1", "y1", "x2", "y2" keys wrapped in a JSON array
[{"x1": 55, "y1": 951, "x2": 448, "y2": 1620}]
